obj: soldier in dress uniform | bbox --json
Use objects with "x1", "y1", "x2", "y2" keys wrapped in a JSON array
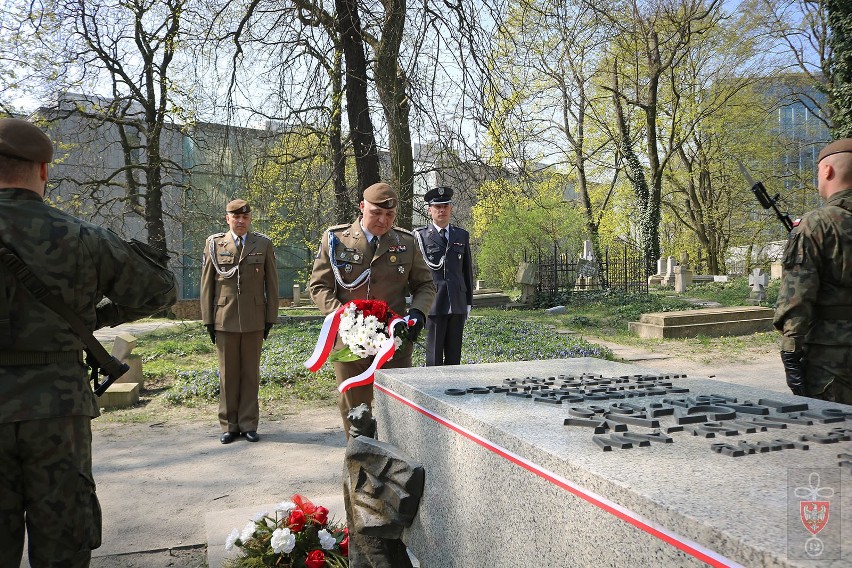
[
  {"x1": 201, "y1": 199, "x2": 279, "y2": 444},
  {"x1": 414, "y1": 186, "x2": 474, "y2": 366},
  {"x1": 774, "y1": 138, "x2": 852, "y2": 404},
  {"x1": 309, "y1": 182, "x2": 435, "y2": 432},
  {"x1": 0, "y1": 117, "x2": 177, "y2": 567}
]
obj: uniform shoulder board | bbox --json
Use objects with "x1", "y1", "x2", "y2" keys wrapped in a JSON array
[
  {"x1": 251, "y1": 231, "x2": 272, "y2": 241},
  {"x1": 207, "y1": 232, "x2": 226, "y2": 241},
  {"x1": 392, "y1": 226, "x2": 413, "y2": 236},
  {"x1": 329, "y1": 223, "x2": 350, "y2": 232}
]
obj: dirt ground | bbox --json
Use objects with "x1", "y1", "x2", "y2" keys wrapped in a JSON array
[{"x1": 24, "y1": 324, "x2": 790, "y2": 568}]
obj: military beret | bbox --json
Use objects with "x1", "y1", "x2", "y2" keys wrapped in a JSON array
[
  {"x1": 817, "y1": 138, "x2": 852, "y2": 163},
  {"x1": 424, "y1": 186, "x2": 454, "y2": 205},
  {"x1": 226, "y1": 199, "x2": 251, "y2": 214},
  {"x1": 0, "y1": 118, "x2": 54, "y2": 163},
  {"x1": 363, "y1": 182, "x2": 398, "y2": 209}
]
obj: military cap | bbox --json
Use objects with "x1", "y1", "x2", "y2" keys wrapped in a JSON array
[
  {"x1": 0, "y1": 117, "x2": 54, "y2": 163},
  {"x1": 424, "y1": 186, "x2": 454, "y2": 205},
  {"x1": 226, "y1": 199, "x2": 251, "y2": 214},
  {"x1": 817, "y1": 138, "x2": 852, "y2": 163},
  {"x1": 363, "y1": 182, "x2": 398, "y2": 209}
]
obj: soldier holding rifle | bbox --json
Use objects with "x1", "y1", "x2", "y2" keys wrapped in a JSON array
[
  {"x1": 774, "y1": 138, "x2": 852, "y2": 404},
  {"x1": 0, "y1": 117, "x2": 177, "y2": 567}
]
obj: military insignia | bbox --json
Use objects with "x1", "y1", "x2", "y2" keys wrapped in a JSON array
[
  {"x1": 345, "y1": 264, "x2": 353, "y2": 272},
  {"x1": 390, "y1": 255, "x2": 397, "y2": 262},
  {"x1": 353, "y1": 254, "x2": 361, "y2": 261},
  {"x1": 398, "y1": 266, "x2": 405, "y2": 274},
  {"x1": 458, "y1": 254, "x2": 462, "y2": 259},
  {"x1": 339, "y1": 251, "x2": 346, "y2": 259},
  {"x1": 438, "y1": 187, "x2": 445, "y2": 196},
  {"x1": 398, "y1": 245, "x2": 406, "y2": 252},
  {"x1": 343, "y1": 230, "x2": 351, "y2": 236}
]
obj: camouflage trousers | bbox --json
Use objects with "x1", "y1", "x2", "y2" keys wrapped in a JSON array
[
  {"x1": 803, "y1": 344, "x2": 852, "y2": 406},
  {"x1": 0, "y1": 415, "x2": 101, "y2": 568}
]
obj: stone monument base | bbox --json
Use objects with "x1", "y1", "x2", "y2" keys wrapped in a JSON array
[{"x1": 373, "y1": 359, "x2": 850, "y2": 568}]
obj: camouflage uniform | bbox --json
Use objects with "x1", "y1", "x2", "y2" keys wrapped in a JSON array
[
  {"x1": 773, "y1": 187, "x2": 852, "y2": 404},
  {"x1": 0, "y1": 188, "x2": 177, "y2": 567}
]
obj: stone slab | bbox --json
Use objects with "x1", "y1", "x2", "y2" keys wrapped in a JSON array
[
  {"x1": 98, "y1": 382, "x2": 140, "y2": 409},
  {"x1": 115, "y1": 354, "x2": 143, "y2": 388},
  {"x1": 629, "y1": 306, "x2": 775, "y2": 338},
  {"x1": 372, "y1": 359, "x2": 851, "y2": 568}
]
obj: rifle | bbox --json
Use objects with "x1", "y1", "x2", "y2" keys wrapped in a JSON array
[
  {"x1": 737, "y1": 160, "x2": 795, "y2": 232},
  {"x1": 0, "y1": 246, "x2": 129, "y2": 396}
]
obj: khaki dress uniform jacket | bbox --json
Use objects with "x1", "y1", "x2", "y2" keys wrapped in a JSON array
[
  {"x1": 201, "y1": 231, "x2": 279, "y2": 432},
  {"x1": 309, "y1": 220, "x2": 435, "y2": 429}
]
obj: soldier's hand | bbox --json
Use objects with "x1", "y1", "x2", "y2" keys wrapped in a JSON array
[
  {"x1": 264, "y1": 323, "x2": 273, "y2": 340},
  {"x1": 780, "y1": 350, "x2": 805, "y2": 396},
  {"x1": 205, "y1": 324, "x2": 216, "y2": 345},
  {"x1": 406, "y1": 309, "x2": 425, "y2": 343}
]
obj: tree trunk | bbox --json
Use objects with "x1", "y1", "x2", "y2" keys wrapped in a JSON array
[
  {"x1": 374, "y1": 0, "x2": 414, "y2": 228},
  {"x1": 335, "y1": 0, "x2": 380, "y2": 196}
]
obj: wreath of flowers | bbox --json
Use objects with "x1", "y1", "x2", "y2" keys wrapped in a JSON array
[{"x1": 224, "y1": 494, "x2": 348, "y2": 568}]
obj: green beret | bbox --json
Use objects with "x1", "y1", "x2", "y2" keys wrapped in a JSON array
[
  {"x1": 817, "y1": 138, "x2": 852, "y2": 163},
  {"x1": 363, "y1": 182, "x2": 398, "y2": 209},
  {"x1": 0, "y1": 118, "x2": 54, "y2": 163}
]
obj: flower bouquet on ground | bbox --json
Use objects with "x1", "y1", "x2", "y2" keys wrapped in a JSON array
[
  {"x1": 224, "y1": 494, "x2": 348, "y2": 568},
  {"x1": 304, "y1": 299, "x2": 415, "y2": 393}
]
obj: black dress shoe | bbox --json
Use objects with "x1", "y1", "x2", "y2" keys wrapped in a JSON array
[
  {"x1": 220, "y1": 432, "x2": 237, "y2": 444},
  {"x1": 243, "y1": 431, "x2": 260, "y2": 443}
]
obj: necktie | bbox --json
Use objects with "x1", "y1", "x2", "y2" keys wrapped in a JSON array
[
  {"x1": 370, "y1": 236, "x2": 378, "y2": 255},
  {"x1": 439, "y1": 228, "x2": 447, "y2": 245},
  {"x1": 236, "y1": 237, "x2": 244, "y2": 258}
]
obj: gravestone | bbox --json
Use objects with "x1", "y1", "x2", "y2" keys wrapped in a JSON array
[
  {"x1": 748, "y1": 268, "x2": 769, "y2": 304},
  {"x1": 516, "y1": 262, "x2": 538, "y2": 305},
  {"x1": 771, "y1": 262, "x2": 784, "y2": 280},
  {"x1": 661, "y1": 256, "x2": 677, "y2": 287},
  {"x1": 292, "y1": 284, "x2": 301, "y2": 306},
  {"x1": 372, "y1": 359, "x2": 851, "y2": 568},
  {"x1": 674, "y1": 252, "x2": 693, "y2": 294},
  {"x1": 648, "y1": 257, "x2": 665, "y2": 287}
]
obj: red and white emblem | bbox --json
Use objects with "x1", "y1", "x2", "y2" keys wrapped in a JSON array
[{"x1": 800, "y1": 501, "x2": 829, "y2": 536}]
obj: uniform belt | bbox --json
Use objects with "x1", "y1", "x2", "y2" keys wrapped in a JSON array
[
  {"x1": 815, "y1": 305, "x2": 852, "y2": 320},
  {"x1": 0, "y1": 350, "x2": 84, "y2": 365}
]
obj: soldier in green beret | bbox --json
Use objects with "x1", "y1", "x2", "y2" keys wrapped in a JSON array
[
  {"x1": 774, "y1": 138, "x2": 852, "y2": 404},
  {"x1": 200, "y1": 199, "x2": 279, "y2": 444},
  {"x1": 0, "y1": 117, "x2": 177, "y2": 567}
]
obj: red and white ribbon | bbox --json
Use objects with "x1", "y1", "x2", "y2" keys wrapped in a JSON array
[
  {"x1": 305, "y1": 308, "x2": 410, "y2": 394},
  {"x1": 303, "y1": 304, "x2": 347, "y2": 372}
]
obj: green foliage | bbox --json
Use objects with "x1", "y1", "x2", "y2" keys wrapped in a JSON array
[
  {"x1": 827, "y1": 0, "x2": 852, "y2": 137},
  {"x1": 472, "y1": 176, "x2": 586, "y2": 289},
  {"x1": 685, "y1": 277, "x2": 780, "y2": 307}
]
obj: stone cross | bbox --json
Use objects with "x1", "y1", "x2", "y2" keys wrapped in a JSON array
[{"x1": 748, "y1": 268, "x2": 769, "y2": 303}]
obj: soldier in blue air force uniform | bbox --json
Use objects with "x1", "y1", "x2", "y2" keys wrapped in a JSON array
[{"x1": 414, "y1": 186, "x2": 474, "y2": 366}]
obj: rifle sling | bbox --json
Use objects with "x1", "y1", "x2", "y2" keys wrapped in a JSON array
[{"x1": 0, "y1": 246, "x2": 125, "y2": 378}]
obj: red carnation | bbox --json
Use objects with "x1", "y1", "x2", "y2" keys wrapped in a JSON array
[
  {"x1": 305, "y1": 549, "x2": 325, "y2": 568},
  {"x1": 339, "y1": 534, "x2": 349, "y2": 557},
  {"x1": 288, "y1": 509, "x2": 306, "y2": 532},
  {"x1": 292, "y1": 494, "x2": 317, "y2": 515},
  {"x1": 313, "y1": 505, "x2": 329, "y2": 526},
  {"x1": 353, "y1": 299, "x2": 388, "y2": 322}
]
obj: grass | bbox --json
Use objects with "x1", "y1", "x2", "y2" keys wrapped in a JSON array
[{"x1": 99, "y1": 277, "x2": 781, "y2": 420}]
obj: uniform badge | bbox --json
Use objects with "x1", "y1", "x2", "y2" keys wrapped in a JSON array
[
  {"x1": 345, "y1": 264, "x2": 353, "y2": 273},
  {"x1": 353, "y1": 254, "x2": 361, "y2": 261},
  {"x1": 390, "y1": 255, "x2": 397, "y2": 263},
  {"x1": 398, "y1": 266, "x2": 405, "y2": 274},
  {"x1": 339, "y1": 251, "x2": 346, "y2": 259},
  {"x1": 343, "y1": 230, "x2": 351, "y2": 236},
  {"x1": 458, "y1": 254, "x2": 462, "y2": 259}
]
